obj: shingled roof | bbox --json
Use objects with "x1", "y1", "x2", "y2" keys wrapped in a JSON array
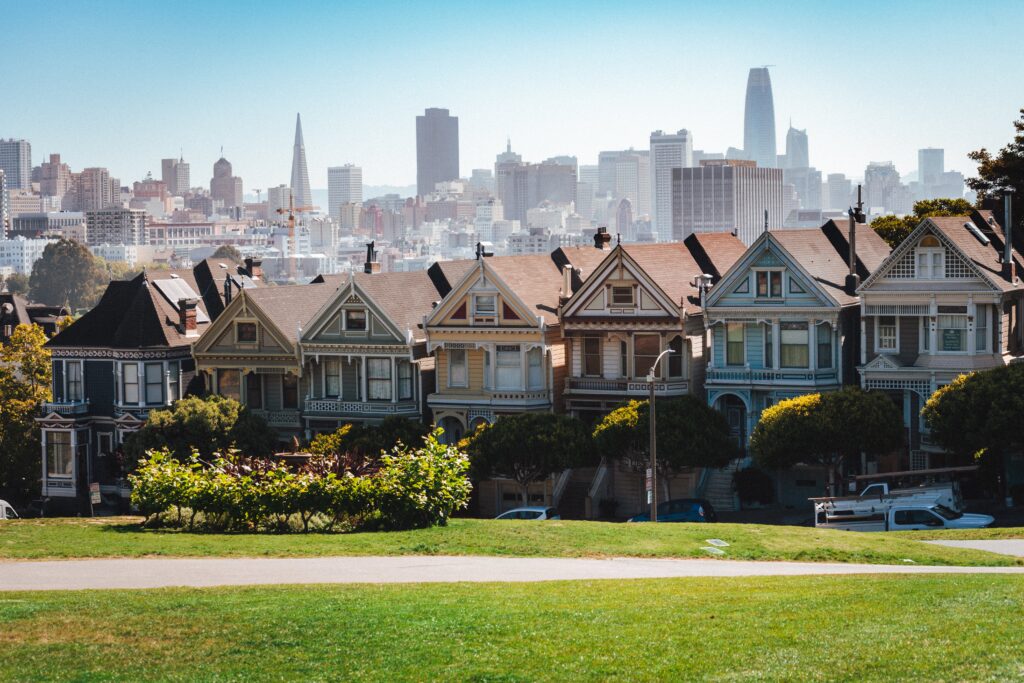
[
  {"x1": 352, "y1": 270, "x2": 447, "y2": 342},
  {"x1": 241, "y1": 281, "x2": 344, "y2": 345}
]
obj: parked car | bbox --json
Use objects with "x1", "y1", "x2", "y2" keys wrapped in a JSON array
[
  {"x1": 628, "y1": 498, "x2": 717, "y2": 523},
  {"x1": 495, "y1": 506, "x2": 561, "y2": 520},
  {"x1": 815, "y1": 503, "x2": 994, "y2": 532},
  {"x1": 0, "y1": 500, "x2": 19, "y2": 520}
]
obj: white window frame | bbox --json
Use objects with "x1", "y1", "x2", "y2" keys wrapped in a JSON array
[
  {"x1": 754, "y1": 269, "x2": 784, "y2": 299},
  {"x1": 122, "y1": 363, "x2": 140, "y2": 405},
  {"x1": 235, "y1": 321, "x2": 258, "y2": 345},
  {"x1": 780, "y1": 322, "x2": 810, "y2": 369},
  {"x1": 66, "y1": 360, "x2": 83, "y2": 402},
  {"x1": 527, "y1": 347, "x2": 543, "y2": 390},
  {"x1": 582, "y1": 336, "x2": 602, "y2": 377},
  {"x1": 367, "y1": 358, "x2": 392, "y2": 401},
  {"x1": 725, "y1": 323, "x2": 745, "y2": 367},
  {"x1": 610, "y1": 286, "x2": 634, "y2": 307},
  {"x1": 495, "y1": 344, "x2": 521, "y2": 390},
  {"x1": 144, "y1": 362, "x2": 164, "y2": 405},
  {"x1": 448, "y1": 348, "x2": 468, "y2": 388},
  {"x1": 344, "y1": 309, "x2": 367, "y2": 331},
  {"x1": 975, "y1": 304, "x2": 989, "y2": 353},
  {"x1": 876, "y1": 316, "x2": 898, "y2": 354},
  {"x1": 45, "y1": 431, "x2": 74, "y2": 479},
  {"x1": 324, "y1": 358, "x2": 341, "y2": 398},
  {"x1": 936, "y1": 314, "x2": 968, "y2": 354},
  {"x1": 473, "y1": 294, "x2": 497, "y2": 321},
  {"x1": 816, "y1": 323, "x2": 833, "y2": 369},
  {"x1": 397, "y1": 360, "x2": 413, "y2": 400},
  {"x1": 916, "y1": 247, "x2": 945, "y2": 280}
]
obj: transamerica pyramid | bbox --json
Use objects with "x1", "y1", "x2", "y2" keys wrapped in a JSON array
[{"x1": 290, "y1": 113, "x2": 312, "y2": 208}]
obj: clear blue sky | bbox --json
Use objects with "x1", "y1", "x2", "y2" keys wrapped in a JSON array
[{"x1": 6, "y1": 0, "x2": 1023, "y2": 190}]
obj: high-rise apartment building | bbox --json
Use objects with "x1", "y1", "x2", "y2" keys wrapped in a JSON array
[
  {"x1": 864, "y1": 161, "x2": 910, "y2": 214},
  {"x1": 79, "y1": 167, "x2": 115, "y2": 211},
  {"x1": 499, "y1": 162, "x2": 577, "y2": 223},
  {"x1": 290, "y1": 114, "x2": 312, "y2": 209},
  {"x1": 918, "y1": 148, "x2": 944, "y2": 187},
  {"x1": 40, "y1": 154, "x2": 72, "y2": 199},
  {"x1": 0, "y1": 170, "x2": 7, "y2": 236},
  {"x1": 597, "y1": 150, "x2": 651, "y2": 218},
  {"x1": 0, "y1": 139, "x2": 32, "y2": 190},
  {"x1": 672, "y1": 160, "x2": 783, "y2": 245},
  {"x1": 494, "y1": 139, "x2": 522, "y2": 205},
  {"x1": 782, "y1": 126, "x2": 808, "y2": 169},
  {"x1": 161, "y1": 156, "x2": 190, "y2": 196},
  {"x1": 86, "y1": 208, "x2": 146, "y2": 246},
  {"x1": 474, "y1": 198, "x2": 504, "y2": 243},
  {"x1": 327, "y1": 165, "x2": 362, "y2": 222},
  {"x1": 210, "y1": 156, "x2": 243, "y2": 209},
  {"x1": 267, "y1": 184, "x2": 292, "y2": 219},
  {"x1": 826, "y1": 173, "x2": 852, "y2": 211},
  {"x1": 650, "y1": 129, "x2": 693, "y2": 242},
  {"x1": 743, "y1": 67, "x2": 777, "y2": 169},
  {"x1": 416, "y1": 108, "x2": 459, "y2": 197}
]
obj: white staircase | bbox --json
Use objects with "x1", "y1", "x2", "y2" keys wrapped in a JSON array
[{"x1": 703, "y1": 461, "x2": 741, "y2": 512}]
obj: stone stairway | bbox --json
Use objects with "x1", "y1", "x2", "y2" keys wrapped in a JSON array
[{"x1": 703, "y1": 461, "x2": 740, "y2": 512}]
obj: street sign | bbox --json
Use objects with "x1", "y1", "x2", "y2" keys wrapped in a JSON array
[
  {"x1": 645, "y1": 468, "x2": 652, "y2": 492},
  {"x1": 89, "y1": 482, "x2": 101, "y2": 505},
  {"x1": 646, "y1": 490, "x2": 652, "y2": 504}
]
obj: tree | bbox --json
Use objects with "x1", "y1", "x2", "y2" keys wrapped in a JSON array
[
  {"x1": 211, "y1": 244, "x2": 243, "y2": 263},
  {"x1": 593, "y1": 396, "x2": 737, "y2": 499},
  {"x1": 969, "y1": 108, "x2": 1024, "y2": 235},
  {"x1": 308, "y1": 417, "x2": 430, "y2": 459},
  {"x1": 870, "y1": 198, "x2": 976, "y2": 248},
  {"x1": 463, "y1": 412, "x2": 595, "y2": 505},
  {"x1": 2, "y1": 273, "x2": 29, "y2": 296},
  {"x1": 922, "y1": 364, "x2": 1024, "y2": 497},
  {"x1": 29, "y1": 239, "x2": 107, "y2": 311},
  {"x1": 0, "y1": 324, "x2": 51, "y2": 502},
  {"x1": 122, "y1": 395, "x2": 277, "y2": 464},
  {"x1": 751, "y1": 387, "x2": 903, "y2": 495}
]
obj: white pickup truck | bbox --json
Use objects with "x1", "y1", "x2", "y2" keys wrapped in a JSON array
[
  {"x1": 0, "y1": 500, "x2": 18, "y2": 520},
  {"x1": 815, "y1": 503, "x2": 994, "y2": 532}
]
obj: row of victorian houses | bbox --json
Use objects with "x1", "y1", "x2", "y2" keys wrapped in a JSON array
[{"x1": 36, "y1": 211, "x2": 1024, "y2": 516}]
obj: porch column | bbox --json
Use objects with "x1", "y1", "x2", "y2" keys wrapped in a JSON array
[
  {"x1": 809, "y1": 322, "x2": 817, "y2": 371},
  {"x1": 391, "y1": 356, "x2": 398, "y2": 403},
  {"x1": 967, "y1": 297, "x2": 976, "y2": 355},
  {"x1": 929, "y1": 298, "x2": 937, "y2": 355},
  {"x1": 520, "y1": 345, "x2": 527, "y2": 390},
  {"x1": 360, "y1": 356, "x2": 367, "y2": 401},
  {"x1": 859, "y1": 300, "x2": 867, "y2": 365},
  {"x1": 771, "y1": 320, "x2": 781, "y2": 369}
]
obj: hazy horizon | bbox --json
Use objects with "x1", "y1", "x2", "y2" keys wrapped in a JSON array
[{"x1": 6, "y1": 0, "x2": 1023, "y2": 192}]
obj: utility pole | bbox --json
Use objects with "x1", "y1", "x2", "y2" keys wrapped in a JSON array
[{"x1": 647, "y1": 348, "x2": 674, "y2": 522}]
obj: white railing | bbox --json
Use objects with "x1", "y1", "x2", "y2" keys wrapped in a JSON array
[
  {"x1": 303, "y1": 399, "x2": 420, "y2": 416},
  {"x1": 552, "y1": 469, "x2": 573, "y2": 507},
  {"x1": 41, "y1": 400, "x2": 89, "y2": 415},
  {"x1": 565, "y1": 377, "x2": 689, "y2": 395},
  {"x1": 706, "y1": 368, "x2": 838, "y2": 384},
  {"x1": 252, "y1": 409, "x2": 302, "y2": 427}
]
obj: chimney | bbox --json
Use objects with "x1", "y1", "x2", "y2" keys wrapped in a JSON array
[
  {"x1": 1004, "y1": 189, "x2": 1016, "y2": 282},
  {"x1": 223, "y1": 276, "x2": 232, "y2": 305},
  {"x1": 178, "y1": 298, "x2": 199, "y2": 337},
  {"x1": 845, "y1": 185, "x2": 865, "y2": 295},
  {"x1": 364, "y1": 240, "x2": 380, "y2": 274},
  {"x1": 560, "y1": 264, "x2": 573, "y2": 304},
  {"x1": 594, "y1": 226, "x2": 612, "y2": 250},
  {"x1": 243, "y1": 257, "x2": 263, "y2": 280}
]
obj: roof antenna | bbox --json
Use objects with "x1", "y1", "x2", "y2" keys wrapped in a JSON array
[{"x1": 616, "y1": 233, "x2": 621, "y2": 245}]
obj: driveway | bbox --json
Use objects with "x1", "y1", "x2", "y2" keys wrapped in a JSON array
[
  {"x1": 2, "y1": 556, "x2": 1023, "y2": 591},
  {"x1": 926, "y1": 539, "x2": 1024, "y2": 557}
]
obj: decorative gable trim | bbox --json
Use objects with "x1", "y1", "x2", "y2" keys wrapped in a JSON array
[
  {"x1": 426, "y1": 260, "x2": 539, "y2": 329},
  {"x1": 193, "y1": 290, "x2": 293, "y2": 356},
  {"x1": 864, "y1": 354, "x2": 902, "y2": 370},
  {"x1": 561, "y1": 245, "x2": 680, "y2": 319},
  {"x1": 302, "y1": 280, "x2": 405, "y2": 344}
]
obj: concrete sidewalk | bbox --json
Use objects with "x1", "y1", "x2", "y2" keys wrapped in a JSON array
[{"x1": 2, "y1": 555, "x2": 1023, "y2": 591}]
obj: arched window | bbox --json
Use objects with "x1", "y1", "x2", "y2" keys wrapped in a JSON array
[
  {"x1": 916, "y1": 235, "x2": 944, "y2": 279},
  {"x1": 668, "y1": 336, "x2": 685, "y2": 377}
]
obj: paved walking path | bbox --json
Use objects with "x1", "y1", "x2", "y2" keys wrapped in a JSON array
[
  {"x1": 926, "y1": 539, "x2": 1024, "y2": 557},
  {"x1": 1, "y1": 555, "x2": 1023, "y2": 591}
]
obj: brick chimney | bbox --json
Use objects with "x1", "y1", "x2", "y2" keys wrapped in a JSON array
[
  {"x1": 594, "y1": 226, "x2": 612, "y2": 250},
  {"x1": 243, "y1": 257, "x2": 263, "y2": 280},
  {"x1": 364, "y1": 240, "x2": 381, "y2": 274},
  {"x1": 178, "y1": 298, "x2": 199, "y2": 337}
]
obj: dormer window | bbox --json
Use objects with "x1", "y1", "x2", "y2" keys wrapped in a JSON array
[
  {"x1": 345, "y1": 309, "x2": 366, "y2": 331},
  {"x1": 473, "y1": 295, "x2": 497, "y2": 324},
  {"x1": 611, "y1": 286, "x2": 634, "y2": 307},
  {"x1": 236, "y1": 322, "x2": 257, "y2": 344},
  {"x1": 756, "y1": 271, "x2": 783, "y2": 298},
  {"x1": 915, "y1": 235, "x2": 944, "y2": 279}
]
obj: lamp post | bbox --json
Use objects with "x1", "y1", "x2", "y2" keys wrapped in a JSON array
[{"x1": 647, "y1": 348, "x2": 674, "y2": 522}]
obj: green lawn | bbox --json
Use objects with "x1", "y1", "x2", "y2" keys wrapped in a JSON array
[
  {"x1": 1, "y1": 575, "x2": 1022, "y2": 681},
  {"x1": 0, "y1": 517, "x2": 1019, "y2": 566},
  {"x1": 902, "y1": 526, "x2": 1024, "y2": 540}
]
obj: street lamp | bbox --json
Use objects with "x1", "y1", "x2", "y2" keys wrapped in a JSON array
[{"x1": 647, "y1": 348, "x2": 674, "y2": 522}]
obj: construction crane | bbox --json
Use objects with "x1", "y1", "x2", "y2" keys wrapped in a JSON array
[{"x1": 275, "y1": 194, "x2": 318, "y2": 279}]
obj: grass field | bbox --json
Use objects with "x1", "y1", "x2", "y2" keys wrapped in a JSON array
[
  {"x1": 903, "y1": 526, "x2": 1024, "y2": 540},
  {"x1": 0, "y1": 575, "x2": 1021, "y2": 681},
  {"x1": 0, "y1": 517, "x2": 1019, "y2": 566}
]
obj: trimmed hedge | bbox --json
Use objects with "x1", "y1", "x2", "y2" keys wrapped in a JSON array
[{"x1": 129, "y1": 429, "x2": 471, "y2": 532}]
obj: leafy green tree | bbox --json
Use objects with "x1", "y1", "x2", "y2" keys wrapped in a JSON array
[
  {"x1": 0, "y1": 324, "x2": 51, "y2": 502},
  {"x1": 751, "y1": 387, "x2": 903, "y2": 495},
  {"x1": 463, "y1": 412, "x2": 595, "y2": 505},
  {"x1": 2, "y1": 273, "x2": 30, "y2": 296},
  {"x1": 922, "y1": 364, "x2": 1024, "y2": 497},
  {"x1": 870, "y1": 198, "x2": 976, "y2": 248},
  {"x1": 29, "y1": 238, "x2": 107, "y2": 311},
  {"x1": 593, "y1": 396, "x2": 737, "y2": 499},
  {"x1": 211, "y1": 244, "x2": 243, "y2": 263},
  {"x1": 969, "y1": 108, "x2": 1024, "y2": 235},
  {"x1": 123, "y1": 395, "x2": 277, "y2": 463}
]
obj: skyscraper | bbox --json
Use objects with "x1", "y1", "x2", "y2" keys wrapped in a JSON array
[
  {"x1": 0, "y1": 139, "x2": 32, "y2": 190},
  {"x1": 161, "y1": 156, "x2": 190, "y2": 196},
  {"x1": 743, "y1": 67, "x2": 777, "y2": 169},
  {"x1": 210, "y1": 157, "x2": 243, "y2": 209},
  {"x1": 826, "y1": 173, "x2": 852, "y2": 211},
  {"x1": 597, "y1": 150, "x2": 651, "y2": 218},
  {"x1": 79, "y1": 167, "x2": 114, "y2": 211},
  {"x1": 783, "y1": 125, "x2": 808, "y2": 169},
  {"x1": 672, "y1": 160, "x2": 783, "y2": 245},
  {"x1": 327, "y1": 165, "x2": 362, "y2": 222},
  {"x1": 650, "y1": 129, "x2": 693, "y2": 242},
  {"x1": 290, "y1": 113, "x2": 312, "y2": 209},
  {"x1": 416, "y1": 108, "x2": 459, "y2": 197},
  {"x1": 918, "y1": 148, "x2": 944, "y2": 186},
  {"x1": 40, "y1": 154, "x2": 72, "y2": 199},
  {"x1": 0, "y1": 170, "x2": 7, "y2": 236}
]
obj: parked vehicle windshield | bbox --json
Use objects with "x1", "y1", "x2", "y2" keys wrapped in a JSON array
[{"x1": 933, "y1": 504, "x2": 963, "y2": 520}]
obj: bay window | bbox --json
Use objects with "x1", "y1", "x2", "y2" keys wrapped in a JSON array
[
  {"x1": 448, "y1": 348, "x2": 467, "y2": 387},
  {"x1": 817, "y1": 323, "x2": 832, "y2": 369},
  {"x1": 123, "y1": 364, "x2": 140, "y2": 404},
  {"x1": 168, "y1": 361, "x2": 180, "y2": 402},
  {"x1": 496, "y1": 345, "x2": 520, "y2": 389},
  {"x1": 144, "y1": 362, "x2": 164, "y2": 404},
  {"x1": 66, "y1": 361, "x2": 83, "y2": 401},
  {"x1": 780, "y1": 322, "x2": 809, "y2": 368},
  {"x1": 527, "y1": 348, "x2": 543, "y2": 389},
  {"x1": 877, "y1": 316, "x2": 897, "y2": 353},
  {"x1": 633, "y1": 334, "x2": 660, "y2": 378},
  {"x1": 398, "y1": 360, "x2": 413, "y2": 399},
  {"x1": 367, "y1": 359, "x2": 392, "y2": 400},
  {"x1": 726, "y1": 324, "x2": 744, "y2": 366},
  {"x1": 46, "y1": 431, "x2": 73, "y2": 478},
  {"x1": 938, "y1": 314, "x2": 967, "y2": 352},
  {"x1": 582, "y1": 337, "x2": 602, "y2": 377}
]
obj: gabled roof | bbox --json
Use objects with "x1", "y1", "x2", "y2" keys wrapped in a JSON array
[
  {"x1": 860, "y1": 213, "x2": 1024, "y2": 293},
  {"x1": 191, "y1": 258, "x2": 262, "y2": 321},
  {"x1": 241, "y1": 281, "x2": 343, "y2": 344},
  {"x1": 480, "y1": 253, "x2": 566, "y2": 324},
  {"x1": 350, "y1": 271, "x2": 445, "y2": 342},
  {"x1": 426, "y1": 259, "x2": 476, "y2": 298},
  {"x1": 0, "y1": 292, "x2": 67, "y2": 339}
]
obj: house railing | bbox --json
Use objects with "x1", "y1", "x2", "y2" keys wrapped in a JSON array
[
  {"x1": 304, "y1": 398, "x2": 420, "y2": 416},
  {"x1": 41, "y1": 400, "x2": 89, "y2": 416},
  {"x1": 251, "y1": 409, "x2": 302, "y2": 428},
  {"x1": 706, "y1": 368, "x2": 839, "y2": 384},
  {"x1": 565, "y1": 377, "x2": 689, "y2": 395}
]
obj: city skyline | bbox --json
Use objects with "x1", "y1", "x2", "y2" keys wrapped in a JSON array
[{"x1": 4, "y1": 1, "x2": 1023, "y2": 190}]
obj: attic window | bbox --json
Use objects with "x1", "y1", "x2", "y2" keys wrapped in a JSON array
[
  {"x1": 236, "y1": 322, "x2": 257, "y2": 343},
  {"x1": 345, "y1": 310, "x2": 367, "y2": 330},
  {"x1": 611, "y1": 286, "x2": 634, "y2": 307}
]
